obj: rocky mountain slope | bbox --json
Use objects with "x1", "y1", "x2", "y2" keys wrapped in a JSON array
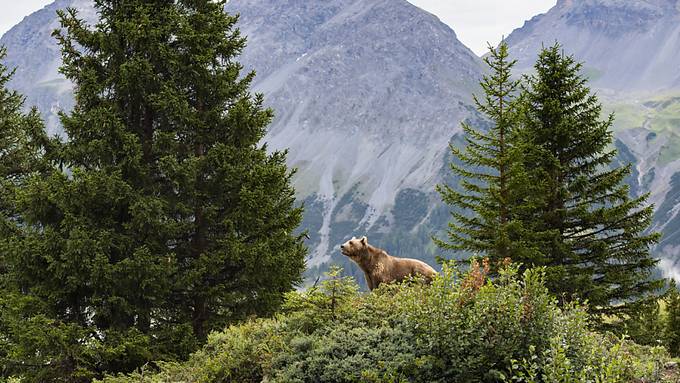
[
  {"x1": 0, "y1": 0, "x2": 484, "y2": 281},
  {"x1": 505, "y1": 0, "x2": 680, "y2": 280}
]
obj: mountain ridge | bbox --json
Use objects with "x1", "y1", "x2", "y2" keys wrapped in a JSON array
[{"x1": 506, "y1": 0, "x2": 680, "y2": 93}]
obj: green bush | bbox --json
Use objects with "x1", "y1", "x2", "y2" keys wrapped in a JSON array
[
  {"x1": 615, "y1": 282, "x2": 680, "y2": 357},
  {"x1": 624, "y1": 299, "x2": 667, "y2": 348},
  {"x1": 665, "y1": 284, "x2": 680, "y2": 357},
  {"x1": 507, "y1": 327, "x2": 668, "y2": 382},
  {"x1": 100, "y1": 263, "x2": 670, "y2": 383}
]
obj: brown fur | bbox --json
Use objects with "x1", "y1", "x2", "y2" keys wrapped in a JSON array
[{"x1": 340, "y1": 236, "x2": 437, "y2": 290}]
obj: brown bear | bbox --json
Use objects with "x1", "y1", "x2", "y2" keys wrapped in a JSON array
[{"x1": 340, "y1": 236, "x2": 437, "y2": 290}]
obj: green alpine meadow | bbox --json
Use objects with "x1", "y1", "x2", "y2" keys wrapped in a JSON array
[{"x1": 0, "y1": 0, "x2": 679, "y2": 382}]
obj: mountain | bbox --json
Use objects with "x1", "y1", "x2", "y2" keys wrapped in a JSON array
[
  {"x1": 226, "y1": 0, "x2": 483, "y2": 274},
  {"x1": 506, "y1": 0, "x2": 680, "y2": 93},
  {"x1": 0, "y1": 0, "x2": 484, "y2": 281},
  {"x1": 506, "y1": 0, "x2": 680, "y2": 280}
]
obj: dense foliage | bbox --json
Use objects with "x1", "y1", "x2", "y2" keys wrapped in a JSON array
[
  {"x1": 624, "y1": 283, "x2": 680, "y2": 357},
  {"x1": 99, "y1": 263, "x2": 671, "y2": 383},
  {"x1": 0, "y1": 1, "x2": 673, "y2": 380},
  {"x1": 0, "y1": 48, "x2": 51, "y2": 241},
  {"x1": 663, "y1": 283, "x2": 680, "y2": 357},
  {"x1": 0, "y1": 0, "x2": 305, "y2": 380}
]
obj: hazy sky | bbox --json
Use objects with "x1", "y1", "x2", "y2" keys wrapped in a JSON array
[
  {"x1": 0, "y1": 1, "x2": 53, "y2": 38},
  {"x1": 0, "y1": 0, "x2": 557, "y2": 56},
  {"x1": 408, "y1": 0, "x2": 557, "y2": 55}
]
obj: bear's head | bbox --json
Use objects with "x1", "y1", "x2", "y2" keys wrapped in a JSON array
[{"x1": 340, "y1": 236, "x2": 368, "y2": 260}]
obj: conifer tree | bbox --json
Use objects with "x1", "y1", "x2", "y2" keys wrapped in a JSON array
[
  {"x1": 437, "y1": 42, "x2": 531, "y2": 266},
  {"x1": 2, "y1": 0, "x2": 306, "y2": 379},
  {"x1": 517, "y1": 43, "x2": 662, "y2": 319}
]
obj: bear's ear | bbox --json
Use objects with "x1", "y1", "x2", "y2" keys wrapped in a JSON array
[{"x1": 360, "y1": 236, "x2": 367, "y2": 246}]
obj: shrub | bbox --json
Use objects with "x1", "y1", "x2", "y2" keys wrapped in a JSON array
[
  {"x1": 666, "y1": 284, "x2": 680, "y2": 357},
  {"x1": 507, "y1": 328, "x2": 668, "y2": 382},
  {"x1": 625, "y1": 299, "x2": 667, "y2": 348},
  {"x1": 100, "y1": 262, "x2": 670, "y2": 383}
]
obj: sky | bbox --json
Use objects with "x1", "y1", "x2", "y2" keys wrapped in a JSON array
[
  {"x1": 0, "y1": 0, "x2": 557, "y2": 57},
  {"x1": 0, "y1": 0, "x2": 53, "y2": 39},
  {"x1": 407, "y1": 0, "x2": 557, "y2": 55}
]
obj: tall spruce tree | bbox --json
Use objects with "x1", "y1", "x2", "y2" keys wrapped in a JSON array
[
  {"x1": 517, "y1": 43, "x2": 662, "y2": 319},
  {"x1": 437, "y1": 42, "x2": 532, "y2": 266},
  {"x1": 2, "y1": 0, "x2": 306, "y2": 380}
]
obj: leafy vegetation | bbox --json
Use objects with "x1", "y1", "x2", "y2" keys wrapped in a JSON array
[
  {"x1": 517, "y1": 44, "x2": 662, "y2": 320},
  {"x1": 666, "y1": 284, "x2": 680, "y2": 357},
  {"x1": 99, "y1": 264, "x2": 672, "y2": 383},
  {"x1": 0, "y1": 48, "x2": 55, "y2": 382}
]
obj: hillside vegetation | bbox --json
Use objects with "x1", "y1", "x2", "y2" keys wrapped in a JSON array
[{"x1": 100, "y1": 262, "x2": 675, "y2": 383}]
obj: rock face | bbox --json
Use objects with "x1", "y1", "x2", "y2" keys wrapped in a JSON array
[
  {"x1": 505, "y1": 0, "x2": 680, "y2": 280},
  {"x1": 0, "y1": 0, "x2": 484, "y2": 281}
]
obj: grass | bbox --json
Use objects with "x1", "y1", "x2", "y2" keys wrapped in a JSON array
[{"x1": 603, "y1": 93, "x2": 680, "y2": 165}]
